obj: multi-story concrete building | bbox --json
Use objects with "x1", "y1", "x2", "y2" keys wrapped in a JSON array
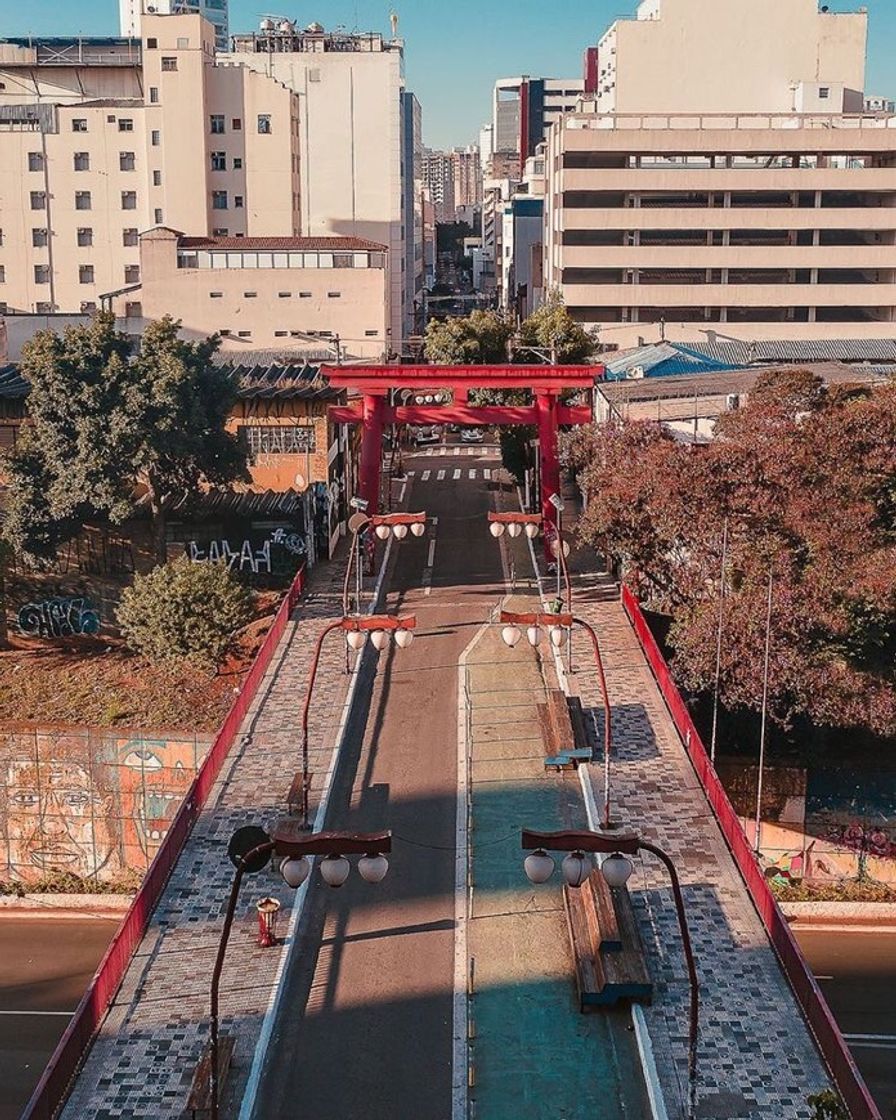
[
  {"x1": 453, "y1": 144, "x2": 482, "y2": 210},
  {"x1": 138, "y1": 227, "x2": 388, "y2": 359},
  {"x1": 422, "y1": 148, "x2": 456, "y2": 223},
  {"x1": 491, "y1": 76, "x2": 584, "y2": 168},
  {"x1": 403, "y1": 93, "x2": 425, "y2": 334},
  {"x1": 545, "y1": 0, "x2": 896, "y2": 346},
  {"x1": 226, "y1": 21, "x2": 420, "y2": 346},
  {"x1": 0, "y1": 15, "x2": 300, "y2": 318},
  {"x1": 120, "y1": 0, "x2": 230, "y2": 51}
]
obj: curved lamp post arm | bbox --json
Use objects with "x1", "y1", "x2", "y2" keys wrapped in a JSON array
[
  {"x1": 639, "y1": 838, "x2": 699, "y2": 1119},
  {"x1": 573, "y1": 616, "x2": 613, "y2": 828},
  {"x1": 301, "y1": 619, "x2": 345, "y2": 828},
  {"x1": 210, "y1": 840, "x2": 275, "y2": 1120}
]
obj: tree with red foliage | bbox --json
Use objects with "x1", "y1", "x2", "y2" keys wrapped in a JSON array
[{"x1": 563, "y1": 370, "x2": 896, "y2": 735}]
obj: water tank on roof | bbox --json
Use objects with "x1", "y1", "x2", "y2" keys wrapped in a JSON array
[
  {"x1": 305, "y1": 21, "x2": 324, "y2": 33},
  {"x1": 260, "y1": 18, "x2": 275, "y2": 31},
  {"x1": 278, "y1": 19, "x2": 294, "y2": 32},
  {"x1": 627, "y1": 365, "x2": 645, "y2": 380},
  {"x1": 726, "y1": 393, "x2": 740, "y2": 411}
]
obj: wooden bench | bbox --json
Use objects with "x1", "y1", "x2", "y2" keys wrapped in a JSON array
[
  {"x1": 563, "y1": 868, "x2": 652, "y2": 1011},
  {"x1": 186, "y1": 1035, "x2": 236, "y2": 1118},
  {"x1": 536, "y1": 689, "x2": 592, "y2": 770}
]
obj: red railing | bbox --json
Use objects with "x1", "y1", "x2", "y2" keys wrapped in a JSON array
[
  {"x1": 620, "y1": 585, "x2": 881, "y2": 1120},
  {"x1": 21, "y1": 565, "x2": 307, "y2": 1120}
]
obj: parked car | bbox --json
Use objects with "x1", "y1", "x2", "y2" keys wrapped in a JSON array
[
  {"x1": 460, "y1": 428, "x2": 484, "y2": 443},
  {"x1": 412, "y1": 426, "x2": 441, "y2": 446}
]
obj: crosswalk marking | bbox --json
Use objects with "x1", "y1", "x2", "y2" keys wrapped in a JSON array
[
  {"x1": 422, "y1": 470, "x2": 431, "y2": 481},
  {"x1": 453, "y1": 469, "x2": 461, "y2": 480},
  {"x1": 437, "y1": 469, "x2": 446, "y2": 480},
  {"x1": 468, "y1": 469, "x2": 476, "y2": 479},
  {"x1": 483, "y1": 468, "x2": 491, "y2": 480},
  {"x1": 406, "y1": 470, "x2": 415, "y2": 478}
]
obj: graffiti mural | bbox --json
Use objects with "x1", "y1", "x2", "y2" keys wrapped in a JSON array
[
  {"x1": 0, "y1": 729, "x2": 211, "y2": 884},
  {"x1": 18, "y1": 597, "x2": 101, "y2": 639},
  {"x1": 188, "y1": 539, "x2": 273, "y2": 574}
]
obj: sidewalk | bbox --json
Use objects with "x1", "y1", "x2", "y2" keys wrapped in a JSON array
[
  {"x1": 541, "y1": 540, "x2": 833, "y2": 1117},
  {"x1": 60, "y1": 557, "x2": 361, "y2": 1120},
  {"x1": 464, "y1": 586, "x2": 649, "y2": 1120}
]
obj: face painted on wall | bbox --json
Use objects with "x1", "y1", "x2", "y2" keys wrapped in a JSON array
[{"x1": 5, "y1": 758, "x2": 118, "y2": 879}]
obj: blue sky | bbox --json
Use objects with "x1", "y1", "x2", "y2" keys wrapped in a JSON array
[{"x1": 1, "y1": 1, "x2": 894, "y2": 147}]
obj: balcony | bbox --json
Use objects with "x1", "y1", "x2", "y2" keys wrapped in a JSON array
[
  {"x1": 560, "y1": 282, "x2": 896, "y2": 309},
  {"x1": 560, "y1": 168, "x2": 896, "y2": 193},
  {"x1": 559, "y1": 245, "x2": 896, "y2": 270}
]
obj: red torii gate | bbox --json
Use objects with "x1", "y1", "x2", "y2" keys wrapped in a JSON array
[{"x1": 323, "y1": 365, "x2": 600, "y2": 540}]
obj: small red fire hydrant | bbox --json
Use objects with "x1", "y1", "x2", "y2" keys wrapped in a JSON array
[{"x1": 256, "y1": 897, "x2": 281, "y2": 947}]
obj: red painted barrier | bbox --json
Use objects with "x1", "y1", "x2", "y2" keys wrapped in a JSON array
[
  {"x1": 620, "y1": 585, "x2": 881, "y2": 1120},
  {"x1": 20, "y1": 565, "x2": 307, "y2": 1120}
]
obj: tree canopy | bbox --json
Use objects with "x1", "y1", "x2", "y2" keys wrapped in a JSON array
[
  {"x1": 423, "y1": 309, "x2": 513, "y2": 365},
  {"x1": 563, "y1": 370, "x2": 896, "y2": 735},
  {"x1": 5, "y1": 313, "x2": 248, "y2": 565},
  {"x1": 516, "y1": 289, "x2": 595, "y2": 365}
]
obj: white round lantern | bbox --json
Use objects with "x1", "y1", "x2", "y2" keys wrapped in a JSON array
[
  {"x1": 280, "y1": 856, "x2": 311, "y2": 888},
  {"x1": 562, "y1": 851, "x2": 590, "y2": 888},
  {"x1": 320, "y1": 853, "x2": 351, "y2": 888},
  {"x1": 524, "y1": 849, "x2": 555, "y2": 884},
  {"x1": 358, "y1": 853, "x2": 389, "y2": 883}
]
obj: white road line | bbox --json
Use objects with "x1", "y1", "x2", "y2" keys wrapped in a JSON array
[
  {"x1": 468, "y1": 469, "x2": 476, "y2": 480},
  {"x1": 422, "y1": 470, "x2": 431, "y2": 481},
  {"x1": 407, "y1": 471, "x2": 416, "y2": 478},
  {"x1": 483, "y1": 468, "x2": 491, "y2": 480},
  {"x1": 453, "y1": 469, "x2": 461, "y2": 480},
  {"x1": 437, "y1": 469, "x2": 446, "y2": 481},
  {"x1": 427, "y1": 539, "x2": 437, "y2": 568}
]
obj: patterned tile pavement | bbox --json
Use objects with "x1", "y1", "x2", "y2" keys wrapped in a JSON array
[
  {"x1": 61, "y1": 558, "x2": 362, "y2": 1120},
  {"x1": 549, "y1": 570, "x2": 835, "y2": 1119}
]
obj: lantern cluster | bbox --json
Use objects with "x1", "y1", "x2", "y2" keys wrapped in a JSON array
[
  {"x1": 523, "y1": 848, "x2": 634, "y2": 890},
  {"x1": 280, "y1": 850, "x2": 390, "y2": 890},
  {"x1": 345, "y1": 624, "x2": 415, "y2": 653}
]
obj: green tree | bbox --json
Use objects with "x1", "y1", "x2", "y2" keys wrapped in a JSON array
[
  {"x1": 117, "y1": 555, "x2": 252, "y2": 665},
  {"x1": 517, "y1": 289, "x2": 595, "y2": 365},
  {"x1": 4, "y1": 313, "x2": 247, "y2": 565},
  {"x1": 424, "y1": 309, "x2": 513, "y2": 365}
]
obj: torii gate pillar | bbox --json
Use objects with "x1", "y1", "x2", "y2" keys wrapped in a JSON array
[
  {"x1": 359, "y1": 393, "x2": 385, "y2": 513},
  {"x1": 536, "y1": 391, "x2": 560, "y2": 553}
]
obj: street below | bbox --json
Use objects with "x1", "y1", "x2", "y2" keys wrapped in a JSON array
[{"x1": 0, "y1": 915, "x2": 117, "y2": 1120}]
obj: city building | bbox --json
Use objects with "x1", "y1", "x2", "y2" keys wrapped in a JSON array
[
  {"x1": 120, "y1": 0, "x2": 230, "y2": 52},
  {"x1": 453, "y1": 144, "x2": 482, "y2": 209},
  {"x1": 225, "y1": 21, "x2": 421, "y2": 346},
  {"x1": 133, "y1": 228, "x2": 389, "y2": 360},
  {"x1": 0, "y1": 15, "x2": 300, "y2": 318},
  {"x1": 866, "y1": 94, "x2": 896, "y2": 113},
  {"x1": 545, "y1": 0, "x2": 896, "y2": 346},
  {"x1": 403, "y1": 92, "x2": 425, "y2": 333},
  {"x1": 491, "y1": 76, "x2": 584, "y2": 169},
  {"x1": 422, "y1": 148, "x2": 456, "y2": 223}
]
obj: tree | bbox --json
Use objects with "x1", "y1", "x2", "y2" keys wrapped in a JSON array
[
  {"x1": 117, "y1": 555, "x2": 252, "y2": 665},
  {"x1": 517, "y1": 289, "x2": 595, "y2": 365},
  {"x1": 563, "y1": 371, "x2": 896, "y2": 736},
  {"x1": 4, "y1": 313, "x2": 247, "y2": 565},
  {"x1": 423, "y1": 309, "x2": 513, "y2": 365}
]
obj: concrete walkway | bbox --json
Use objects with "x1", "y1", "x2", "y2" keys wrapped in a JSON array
[{"x1": 60, "y1": 558, "x2": 361, "y2": 1120}]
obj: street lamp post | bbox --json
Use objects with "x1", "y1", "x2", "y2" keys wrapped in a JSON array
[
  {"x1": 500, "y1": 610, "x2": 614, "y2": 828},
  {"x1": 300, "y1": 614, "x2": 416, "y2": 829},
  {"x1": 210, "y1": 824, "x2": 392, "y2": 1120},
  {"x1": 520, "y1": 827, "x2": 699, "y2": 1120}
]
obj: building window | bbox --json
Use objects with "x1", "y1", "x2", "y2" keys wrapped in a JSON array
[
  {"x1": 234, "y1": 195, "x2": 244, "y2": 208},
  {"x1": 212, "y1": 227, "x2": 228, "y2": 236},
  {"x1": 118, "y1": 118, "x2": 134, "y2": 132},
  {"x1": 72, "y1": 119, "x2": 87, "y2": 132},
  {"x1": 75, "y1": 190, "x2": 92, "y2": 210},
  {"x1": 121, "y1": 191, "x2": 137, "y2": 210},
  {"x1": 365, "y1": 329, "x2": 379, "y2": 337},
  {"x1": 274, "y1": 330, "x2": 288, "y2": 337},
  {"x1": 30, "y1": 191, "x2": 46, "y2": 210},
  {"x1": 327, "y1": 291, "x2": 341, "y2": 298},
  {"x1": 244, "y1": 291, "x2": 257, "y2": 298},
  {"x1": 237, "y1": 330, "x2": 251, "y2": 337},
  {"x1": 79, "y1": 264, "x2": 94, "y2": 284},
  {"x1": 125, "y1": 300, "x2": 142, "y2": 318},
  {"x1": 154, "y1": 208, "x2": 163, "y2": 223},
  {"x1": 151, "y1": 129, "x2": 161, "y2": 146},
  {"x1": 232, "y1": 118, "x2": 242, "y2": 130},
  {"x1": 153, "y1": 170, "x2": 162, "y2": 186},
  {"x1": 176, "y1": 36, "x2": 189, "y2": 49},
  {"x1": 27, "y1": 151, "x2": 44, "y2": 172},
  {"x1": 209, "y1": 291, "x2": 223, "y2": 298},
  {"x1": 32, "y1": 228, "x2": 48, "y2": 248},
  {"x1": 120, "y1": 151, "x2": 136, "y2": 171},
  {"x1": 211, "y1": 151, "x2": 226, "y2": 171},
  {"x1": 80, "y1": 301, "x2": 96, "y2": 313},
  {"x1": 161, "y1": 57, "x2": 177, "y2": 71},
  {"x1": 819, "y1": 87, "x2": 830, "y2": 100},
  {"x1": 241, "y1": 424, "x2": 316, "y2": 456},
  {"x1": 299, "y1": 291, "x2": 311, "y2": 298},
  {"x1": 123, "y1": 228, "x2": 138, "y2": 246},
  {"x1": 34, "y1": 265, "x2": 50, "y2": 284},
  {"x1": 149, "y1": 87, "x2": 159, "y2": 104},
  {"x1": 210, "y1": 114, "x2": 225, "y2": 134},
  {"x1": 257, "y1": 114, "x2": 272, "y2": 134},
  {"x1": 233, "y1": 157, "x2": 243, "y2": 169},
  {"x1": 146, "y1": 37, "x2": 157, "y2": 48},
  {"x1": 36, "y1": 301, "x2": 53, "y2": 313},
  {"x1": 77, "y1": 227, "x2": 93, "y2": 247},
  {"x1": 212, "y1": 190, "x2": 228, "y2": 210},
  {"x1": 125, "y1": 264, "x2": 140, "y2": 283},
  {"x1": 278, "y1": 291, "x2": 291, "y2": 298},
  {"x1": 0, "y1": 266, "x2": 5, "y2": 283},
  {"x1": 74, "y1": 151, "x2": 90, "y2": 171}
]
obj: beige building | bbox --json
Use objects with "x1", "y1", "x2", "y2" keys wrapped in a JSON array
[
  {"x1": 0, "y1": 15, "x2": 300, "y2": 319},
  {"x1": 136, "y1": 228, "x2": 388, "y2": 359},
  {"x1": 544, "y1": 0, "x2": 896, "y2": 346}
]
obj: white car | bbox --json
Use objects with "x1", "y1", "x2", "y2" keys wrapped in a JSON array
[
  {"x1": 460, "y1": 428, "x2": 484, "y2": 443},
  {"x1": 412, "y1": 426, "x2": 440, "y2": 446}
]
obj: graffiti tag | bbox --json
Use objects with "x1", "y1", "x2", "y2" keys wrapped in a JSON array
[
  {"x1": 18, "y1": 597, "x2": 101, "y2": 639},
  {"x1": 270, "y1": 528, "x2": 305, "y2": 555},
  {"x1": 188, "y1": 539, "x2": 272, "y2": 574}
]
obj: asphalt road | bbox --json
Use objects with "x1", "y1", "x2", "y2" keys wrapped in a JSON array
[
  {"x1": 0, "y1": 915, "x2": 117, "y2": 1120},
  {"x1": 794, "y1": 926, "x2": 896, "y2": 1115},
  {"x1": 254, "y1": 440, "x2": 505, "y2": 1118}
]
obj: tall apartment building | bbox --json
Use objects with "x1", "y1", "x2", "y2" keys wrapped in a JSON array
[
  {"x1": 545, "y1": 0, "x2": 896, "y2": 346},
  {"x1": 453, "y1": 145, "x2": 482, "y2": 209},
  {"x1": 226, "y1": 22, "x2": 421, "y2": 345},
  {"x1": 423, "y1": 148, "x2": 456, "y2": 223},
  {"x1": 403, "y1": 92, "x2": 425, "y2": 331},
  {"x1": 0, "y1": 15, "x2": 300, "y2": 318},
  {"x1": 120, "y1": 0, "x2": 229, "y2": 51},
  {"x1": 492, "y1": 76, "x2": 584, "y2": 168}
]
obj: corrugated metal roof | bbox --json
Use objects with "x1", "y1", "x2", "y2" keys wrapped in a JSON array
[
  {"x1": 165, "y1": 488, "x2": 308, "y2": 517},
  {"x1": 604, "y1": 342, "x2": 738, "y2": 380},
  {"x1": 0, "y1": 365, "x2": 29, "y2": 399},
  {"x1": 179, "y1": 235, "x2": 388, "y2": 253},
  {"x1": 685, "y1": 338, "x2": 896, "y2": 365},
  {"x1": 229, "y1": 364, "x2": 341, "y2": 401}
]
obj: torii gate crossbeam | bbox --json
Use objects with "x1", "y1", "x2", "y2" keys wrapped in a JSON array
[{"x1": 322, "y1": 365, "x2": 601, "y2": 541}]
